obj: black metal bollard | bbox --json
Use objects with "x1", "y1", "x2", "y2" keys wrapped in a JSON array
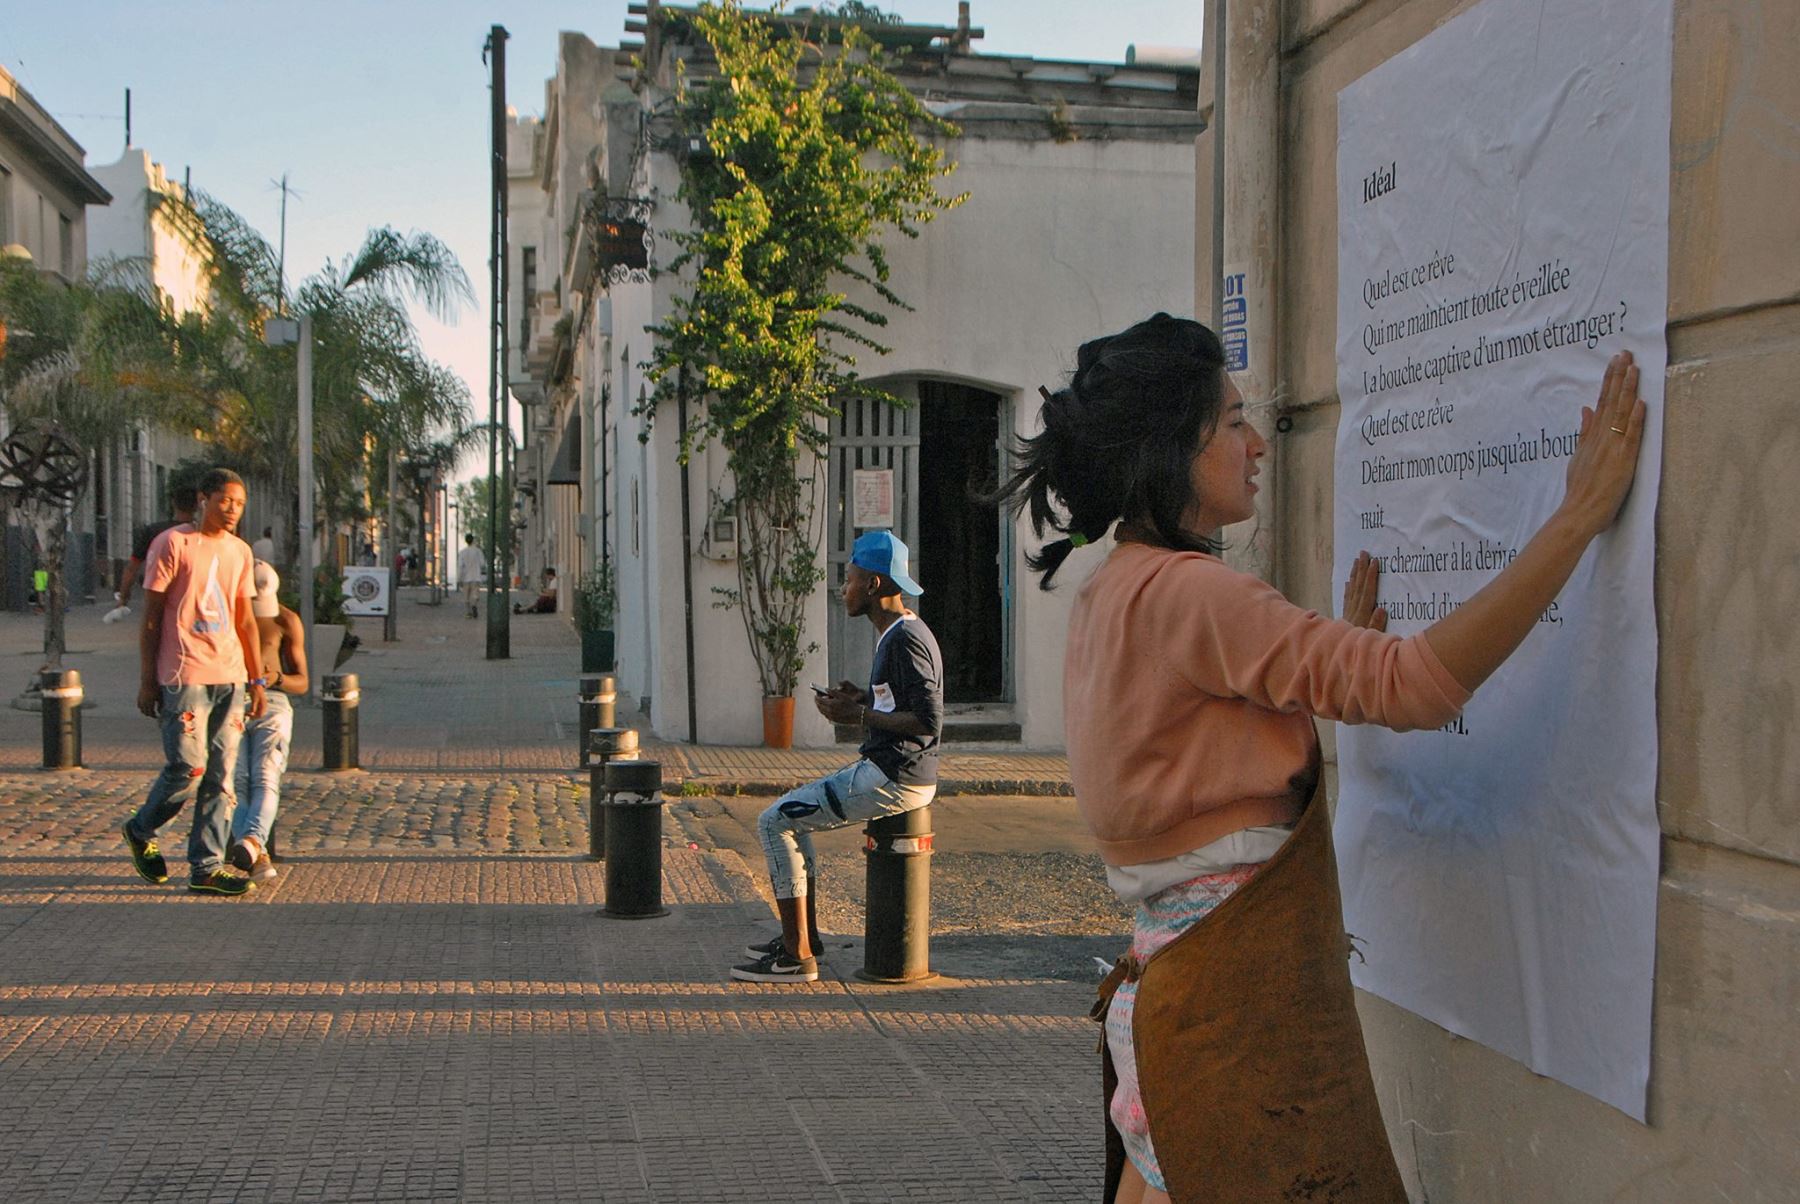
[
  {"x1": 859, "y1": 805, "x2": 935, "y2": 983},
  {"x1": 585, "y1": 727, "x2": 638, "y2": 860},
  {"x1": 321, "y1": 673, "x2": 360, "y2": 772},
  {"x1": 601, "y1": 759, "x2": 668, "y2": 919},
  {"x1": 576, "y1": 675, "x2": 602, "y2": 767},
  {"x1": 39, "y1": 668, "x2": 82, "y2": 771}
]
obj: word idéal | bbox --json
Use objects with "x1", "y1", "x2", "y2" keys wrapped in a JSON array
[{"x1": 1362, "y1": 159, "x2": 1398, "y2": 204}]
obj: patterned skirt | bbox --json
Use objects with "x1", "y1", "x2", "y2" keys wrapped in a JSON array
[{"x1": 1103, "y1": 864, "x2": 1262, "y2": 1192}]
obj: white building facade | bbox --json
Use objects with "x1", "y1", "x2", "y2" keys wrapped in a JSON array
[
  {"x1": 509, "y1": 8, "x2": 1201, "y2": 749},
  {"x1": 85, "y1": 148, "x2": 217, "y2": 584},
  {"x1": 0, "y1": 66, "x2": 112, "y2": 608}
]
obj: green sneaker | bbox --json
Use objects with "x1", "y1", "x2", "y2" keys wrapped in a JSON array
[
  {"x1": 188, "y1": 869, "x2": 255, "y2": 897},
  {"x1": 123, "y1": 821, "x2": 169, "y2": 884}
]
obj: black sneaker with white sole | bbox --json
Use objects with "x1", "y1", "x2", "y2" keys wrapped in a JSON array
[
  {"x1": 743, "y1": 935, "x2": 827, "y2": 961},
  {"x1": 226, "y1": 837, "x2": 258, "y2": 875},
  {"x1": 729, "y1": 950, "x2": 819, "y2": 983},
  {"x1": 744, "y1": 934, "x2": 785, "y2": 960}
]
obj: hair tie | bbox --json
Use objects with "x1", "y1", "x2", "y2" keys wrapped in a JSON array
[{"x1": 1068, "y1": 532, "x2": 1089, "y2": 548}]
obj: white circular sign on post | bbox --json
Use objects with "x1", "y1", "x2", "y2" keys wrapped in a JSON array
[{"x1": 341, "y1": 567, "x2": 391, "y2": 616}]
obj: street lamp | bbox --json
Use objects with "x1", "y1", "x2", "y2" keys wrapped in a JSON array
[{"x1": 264, "y1": 313, "x2": 315, "y2": 696}]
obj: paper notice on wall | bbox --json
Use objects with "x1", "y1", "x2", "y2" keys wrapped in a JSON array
[
  {"x1": 1333, "y1": 0, "x2": 1670, "y2": 1119},
  {"x1": 853, "y1": 468, "x2": 895, "y2": 529}
]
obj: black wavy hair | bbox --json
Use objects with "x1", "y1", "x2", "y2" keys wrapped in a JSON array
[
  {"x1": 197, "y1": 467, "x2": 245, "y2": 497},
  {"x1": 988, "y1": 313, "x2": 1228, "y2": 588}
]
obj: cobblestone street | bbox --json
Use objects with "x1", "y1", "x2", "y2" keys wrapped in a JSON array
[{"x1": 0, "y1": 600, "x2": 1119, "y2": 1202}]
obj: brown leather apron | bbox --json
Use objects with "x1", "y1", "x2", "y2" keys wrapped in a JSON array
[{"x1": 1093, "y1": 778, "x2": 1406, "y2": 1202}]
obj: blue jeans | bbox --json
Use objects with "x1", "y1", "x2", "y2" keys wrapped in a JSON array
[
  {"x1": 231, "y1": 692, "x2": 293, "y2": 850},
  {"x1": 757, "y1": 759, "x2": 935, "y2": 898},
  {"x1": 129, "y1": 683, "x2": 246, "y2": 872}
]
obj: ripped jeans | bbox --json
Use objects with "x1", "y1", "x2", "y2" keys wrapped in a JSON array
[
  {"x1": 128, "y1": 683, "x2": 245, "y2": 872},
  {"x1": 757, "y1": 759, "x2": 935, "y2": 898}
]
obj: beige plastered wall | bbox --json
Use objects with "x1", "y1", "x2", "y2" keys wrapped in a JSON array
[{"x1": 1194, "y1": 0, "x2": 1800, "y2": 1198}]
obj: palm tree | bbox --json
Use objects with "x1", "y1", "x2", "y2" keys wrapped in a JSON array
[
  {"x1": 394, "y1": 422, "x2": 489, "y2": 593},
  {"x1": 179, "y1": 192, "x2": 474, "y2": 570}
]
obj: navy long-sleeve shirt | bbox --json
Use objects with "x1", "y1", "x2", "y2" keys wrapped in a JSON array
[{"x1": 859, "y1": 614, "x2": 944, "y2": 786}]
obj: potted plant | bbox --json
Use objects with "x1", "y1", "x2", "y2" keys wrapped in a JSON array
[
  {"x1": 640, "y1": 5, "x2": 961, "y2": 749},
  {"x1": 574, "y1": 561, "x2": 617, "y2": 673}
]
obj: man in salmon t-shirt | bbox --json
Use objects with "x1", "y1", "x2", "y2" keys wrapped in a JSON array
[{"x1": 121, "y1": 468, "x2": 268, "y2": 896}]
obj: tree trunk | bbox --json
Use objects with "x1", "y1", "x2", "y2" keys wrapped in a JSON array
[{"x1": 25, "y1": 500, "x2": 68, "y2": 672}]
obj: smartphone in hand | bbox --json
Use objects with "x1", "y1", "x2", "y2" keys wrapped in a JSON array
[{"x1": 809, "y1": 684, "x2": 831, "y2": 696}]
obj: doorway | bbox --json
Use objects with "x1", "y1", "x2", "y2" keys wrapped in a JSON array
[
  {"x1": 916, "y1": 381, "x2": 1005, "y2": 703},
  {"x1": 827, "y1": 378, "x2": 1009, "y2": 706}
]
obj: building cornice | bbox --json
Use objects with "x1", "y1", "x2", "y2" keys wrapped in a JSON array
[{"x1": 0, "y1": 97, "x2": 112, "y2": 206}]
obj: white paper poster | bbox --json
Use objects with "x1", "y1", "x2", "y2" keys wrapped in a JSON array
[
  {"x1": 852, "y1": 467, "x2": 895, "y2": 529},
  {"x1": 1333, "y1": 0, "x2": 1670, "y2": 1118}
]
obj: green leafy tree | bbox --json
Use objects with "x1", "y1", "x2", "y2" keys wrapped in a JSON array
[
  {"x1": 178, "y1": 191, "x2": 475, "y2": 569},
  {"x1": 0, "y1": 256, "x2": 210, "y2": 670},
  {"x1": 454, "y1": 474, "x2": 501, "y2": 566},
  {"x1": 644, "y1": 0, "x2": 964, "y2": 698},
  {"x1": 826, "y1": 2, "x2": 903, "y2": 24}
]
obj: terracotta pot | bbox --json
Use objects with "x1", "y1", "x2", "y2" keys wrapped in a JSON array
[{"x1": 761, "y1": 694, "x2": 796, "y2": 749}]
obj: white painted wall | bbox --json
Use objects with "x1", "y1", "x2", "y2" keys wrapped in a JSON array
[
  {"x1": 832, "y1": 134, "x2": 1197, "y2": 747},
  {"x1": 593, "y1": 129, "x2": 1195, "y2": 748},
  {"x1": 88, "y1": 151, "x2": 208, "y2": 317}
]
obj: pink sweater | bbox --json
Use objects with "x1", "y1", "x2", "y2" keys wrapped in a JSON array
[{"x1": 1065, "y1": 542, "x2": 1470, "y2": 865}]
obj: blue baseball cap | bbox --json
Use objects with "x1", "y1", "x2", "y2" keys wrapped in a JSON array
[{"x1": 850, "y1": 530, "x2": 923, "y2": 595}]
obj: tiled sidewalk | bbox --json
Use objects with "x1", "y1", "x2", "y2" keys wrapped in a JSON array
[
  {"x1": 0, "y1": 601, "x2": 1102, "y2": 1202},
  {"x1": 0, "y1": 844, "x2": 1102, "y2": 1202}
]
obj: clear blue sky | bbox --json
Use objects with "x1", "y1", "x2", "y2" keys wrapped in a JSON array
[{"x1": 3, "y1": 2, "x2": 1205, "y2": 477}]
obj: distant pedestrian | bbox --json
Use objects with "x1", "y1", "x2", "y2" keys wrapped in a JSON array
[
  {"x1": 358, "y1": 541, "x2": 377, "y2": 567},
  {"x1": 251, "y1": 526, "x2": 276, "y2": 565},
  {"x1": 732, "y1": 530, "x2": 943, "y2": 984},
  {"x1": 228, "y1": 561, "x2": 309, "y2": 882},
  {"x1": 513, "y1": 568, "x2": 558, "y2": 614},
  {"x1": 457, "y1": 533, "x2": 485, "y2": 619},
  {"x1": 121, "y1": 468, "x2": 268, "y2": 897},
  {"x1": 106, "y1": 484, "x2": 198, "y2": 622}
]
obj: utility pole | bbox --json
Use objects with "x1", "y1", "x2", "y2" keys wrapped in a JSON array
[
  {"x1": 263, "y1": 313, "x2": 314, "y2": 692},
  {"x1": 272, "y1": 174, "x2": 300, "y2": 315},
  {"x1": 384, "y1": 445, "x2": 399, "y2": 641},
  {"x1": 299, "y1": 315, "x2": 315, "y2": 682},
  {"x1": 484, "y1": 24, "x2": 512, "y2": 659}
]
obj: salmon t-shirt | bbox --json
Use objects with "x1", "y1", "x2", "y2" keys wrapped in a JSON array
[{"x1": 143, "y1": 525, "x2": 255, "y2": 686}]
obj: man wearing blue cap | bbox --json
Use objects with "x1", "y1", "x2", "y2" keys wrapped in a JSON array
[{"x1": 732, "y1": 530, "x2": 945, "y2": 983}]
